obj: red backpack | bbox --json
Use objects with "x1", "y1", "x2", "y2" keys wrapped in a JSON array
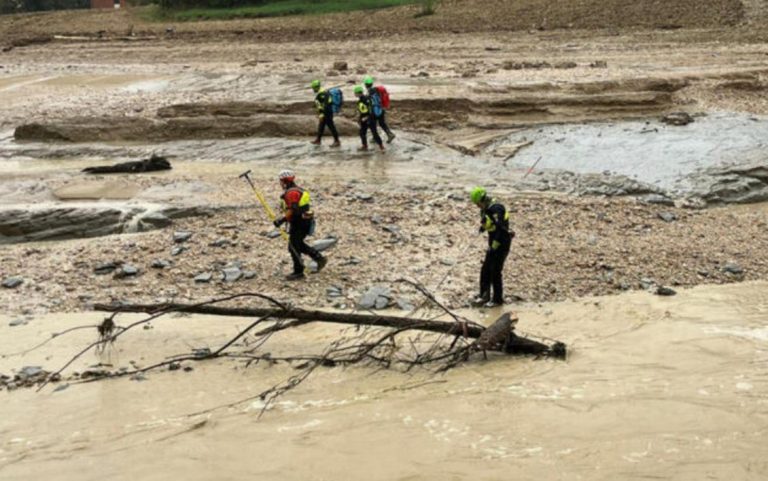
[{"x1": 375, "y1": 85, "x2": 390, "y2": 109}]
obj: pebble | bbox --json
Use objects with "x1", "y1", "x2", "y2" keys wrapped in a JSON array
[
  {"x1": 723, "y1": 263, "x2": 744, "y2": 275},
  {"x1": 151, "y1": 259, "x2": 171, "y2": 269},
  {"x1": 210, "y1": 238, "x2": 232, "y2": 247},
  {"x1": 222, "y1": 267, "x2": 243, "y2": 282},
  {"x1": 2, "y1": 276, "x2": 24, "y2": 289},
  {"x1": 658, "y1": 212, "x2": 677, "y2": 222},
  {"x1": 173, "y1": 231, "x2": 193, "y2": 243},
  {"x1": 655, "y1": 286, "x2": 677, "y2": 296},
  {"x1": 358, "y1": 285, "x2": 391, "y2": 310},
  {"x1": 94, "y1": 262, "x2": 120, "y2": 275},
  {"x1": 312, "y1": 237, "x2": 338, "y2": 252},
  {"x1": 194, "y1": 272, "x2": 213, "y2": 283},
  {"x1": 114, "y1": 264, "x2": 138, "y2": 278}
]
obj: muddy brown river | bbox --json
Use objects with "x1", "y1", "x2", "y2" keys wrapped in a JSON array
[{"x1": 2, "y1": 282, "x2": 766, "y2": 480}]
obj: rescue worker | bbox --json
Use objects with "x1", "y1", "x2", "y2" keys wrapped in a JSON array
[
  {"x1": 363, "y1": 75, "x2": 395, "y2": 143},
  {"x1": 273, "y1": 170, "x2": 327, "y2": 280},
  {"x1": 470, "y1": 187, "x2": 514, "y2": 307},
  {"x1": 310, "y1": 80, "x2": 340, "y2": 147},
  {"x1": 354, "y1": 85, "x2": 384, "y2": 151}
]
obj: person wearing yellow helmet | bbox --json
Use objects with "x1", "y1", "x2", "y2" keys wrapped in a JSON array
[
  {"x1": 363, "y1": 75, "x2": 395, "y2": 143},
  {"x1": 470, "y1": 186, "x2": 514, "y2": 307},
  {"x1": 354, "y1": 84, "x2": 384, "y2": 152},
  {"x1": 310, "y1": 79, "x2": 340, "y2": 147}
]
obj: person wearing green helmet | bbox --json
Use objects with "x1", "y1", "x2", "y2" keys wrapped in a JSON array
[
  {"x1": 354, "y1": 84, "x2": 384, "y2": 152},
  {"x1": 363, "y1": 76, "x2": 395, "y2": 143},
  {"x1": 470, "y1": 186, "x2": 514, "y2": 307},
  {"x1": 310, "y1": 79, "x2": 340, "y2": 147}
]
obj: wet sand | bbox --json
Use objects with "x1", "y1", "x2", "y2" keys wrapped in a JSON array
[{"x1": 1, "y1": 281, "x2": 767, "y2": 480}]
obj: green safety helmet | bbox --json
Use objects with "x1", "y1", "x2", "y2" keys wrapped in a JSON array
[
  {"x1": 363, "y1": 75, "x2": 374, "y2": 86},
  {"x1": 354, "y1": 85, "x2": 364, "y2": 95},
  {"x1": 470, "y1": 186, "x2": 487, "y2": 204},
  {"x1": 310, "y1": 79, "x2": 321, "y2": 91}
]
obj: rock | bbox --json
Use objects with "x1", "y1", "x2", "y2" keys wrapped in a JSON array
[
  {"x1": 9, "y1": 319, "x2": 28, "y2": 327},
  {"x1": 151, "y1": 259, "x2": 170, "y2": 269},
  {"x1": 382, "y1": 224, "x2": 401, "y2": 235},
  {"x1": 183, "y1": 366, "x2": 194, "y2": 372},
  {"x1": 266, "y1": 230, "x2": 282, "y2": 239},
  {"x1": 210, "y1": 238, "x2": 232, "y2": 248},
  {"x1": 722, "y1": 263, "x2": 744, "y2": 275},
  {"x1": 641, "y1": 194, "x2": 675, "y2": 206},
  {"x1": 17, "y1": 366, "x2": 43, "y2": 380},
  {"x1": 657, "y1": 212, "x2": 677, "y2": 222},
  {"x1": 138, "y1": 211, "x2": 172, "y2": 229},
  {"x1": 440, "y1": 258, "x2": 456, "y2": 266},
  {"x1": 2, "y1": 276, "x2": 23, "y2": 288},
  {"x1": 639, "y1": 277, "x2": 656, "y2": 290},
  {"x1": 375, "y1": 296, "x2": 389, "y2": 310},
  {"x1": 222, "y1": 267, "x2": 242, "y2": 283},
  {"x1": 171, "y1": 246, "x2": 187, "y2": 256},
  {"x1": 661, "y1": 112, "x2": 694, "y2": 126},
  {"x1": 415, "y1": 71, "x2": 430, "y2": 77},
  {"x1": 326, "y1": 286, "x2": 343, "y2": 298},
  {"x1": 370, "y1": 214, "x2": 383, "y2": 225},
  {"x1": 312, "y1": 237, "x2": 338, "y2": 252},
  {"x1": 358, "y1": 285, "x2": 391, "y2": 310},
  {"x1": 243, "y1": 270, "x2": 257, "y2": 280},
  {"x1": 173, "y1": 231, "x2": 193, "y2": 243},
  {"x1": 114, "y1": 264, "x2": 138, "y2": 279},
  {"x1": 130, "y1": 373, "x2": 148, "y2": 382},
  {"x1": 53, "y1": 383, "x2": 70, "y2": 392},
  {"x1": 589, "y1": 60, "x2": 608, "y2": 68},
  {"x1": 332, "y1": 61, "x2": 348, "y2": 71},
  {"x1": 355, "y1": 193, "x2": 374, "y2": 202},
  {"x1": 618, "y1": 281, "x2": 631, "y2": 291},
  {"x1": 554, "y1": 61, "x2": 578, "y2": 69},
  {"x1": 396, "y1": 298, "x2": 415, "y2": 311},
  {"x1": 168, "y1": 362, "x2": 181, "y2": 371},
  {"x1": 655, "y1": 286, "x2": 677, "y2": 296},
  {"x1": 194, "y1": 272, "x2": 212, "y2": 283}
]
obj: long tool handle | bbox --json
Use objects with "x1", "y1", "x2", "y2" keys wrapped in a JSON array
[{"x1": 254, "y1": 190, "x2": 289, "y2": 241}]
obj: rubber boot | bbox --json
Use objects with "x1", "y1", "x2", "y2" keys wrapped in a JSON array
[
  {"x1": 310, "y1": 138, "x2": 321, "y2": 145},
  {"x1": 386, "y1": 132, "x2": 396, "y2": 143}
]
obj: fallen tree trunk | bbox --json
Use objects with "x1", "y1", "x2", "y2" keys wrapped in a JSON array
[{"x1": 94, "y1": 302, "x2": 566, "y2": 358}]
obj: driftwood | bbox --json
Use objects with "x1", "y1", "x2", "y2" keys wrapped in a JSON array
[
  {"x1": 23, "y1": 289, "x2": 565, "y2": 417},
  {"x1": 93, "y1": 302, "x2": 565, "y2": 358},
  {"x1": 82, "y1": 154, "x2": 171, "y2": 174}
]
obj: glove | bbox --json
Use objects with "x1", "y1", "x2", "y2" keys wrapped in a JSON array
[{"x1": 491, "y1": 240, "x2": 501, "y2": 250}]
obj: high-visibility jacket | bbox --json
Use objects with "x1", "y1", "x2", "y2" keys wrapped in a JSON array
[
  {"x1": 314, "y1": 89, "x2": 333, "y2": 118},
  {"x1": 480, "y1": 199, "x2": 513, "y2": 249},
  {"x1": 357, "y1": 96, "x2": 372, "y2": 121},
  {"x1": 281, "y1": 185, "x2": 313, "y2": 223}
]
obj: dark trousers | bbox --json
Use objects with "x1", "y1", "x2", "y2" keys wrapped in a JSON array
[
  {"x1": 288, "y1": 222, "x2": 322, "y2": 274},
  {"x1": 480, "y1": 243, "x2": 510, "y2": 303},
  {"x1": 316, "y1": 114, "x2": 339, "y2": 142},
  {"x1": 359, "y1": 117, "x2": 383, "y2": 147},
  {"x1": 375, "y1": 111, "x2": 393, "y2": 137}
]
